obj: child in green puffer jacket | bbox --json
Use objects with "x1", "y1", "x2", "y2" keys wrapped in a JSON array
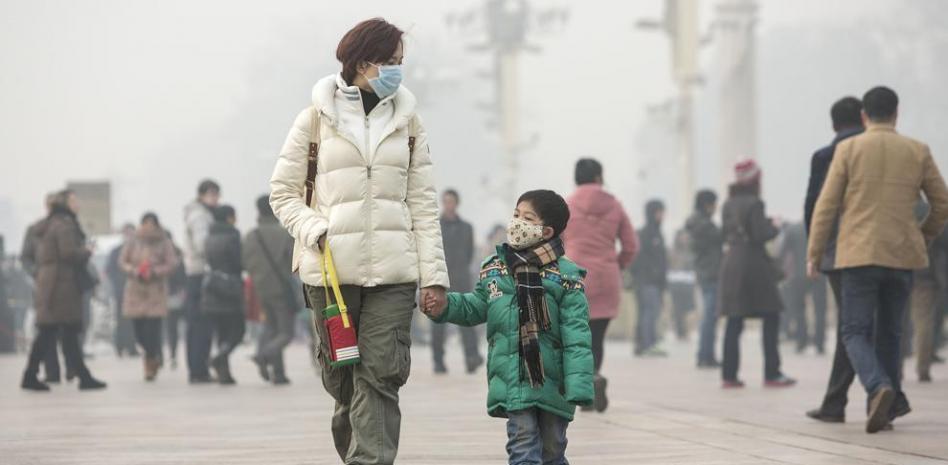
[{"x1": 424, "y1": 189, "x2": 594, "y2": 465}]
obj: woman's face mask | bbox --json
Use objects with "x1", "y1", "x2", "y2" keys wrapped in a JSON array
[{"x1": 365, "y1": 63, "x2": 403, "y2": 99}]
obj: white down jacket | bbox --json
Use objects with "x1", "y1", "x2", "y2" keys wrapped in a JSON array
[{"x1": 270, "y1": 74, "x2": 450, "y2": 289}]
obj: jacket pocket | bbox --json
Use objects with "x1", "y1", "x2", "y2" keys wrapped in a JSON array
[{"x1": 381, "y1": 328, "x2": 412, "y2": 387}]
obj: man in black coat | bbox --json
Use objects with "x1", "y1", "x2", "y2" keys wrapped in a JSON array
[
  {"x1": 631, "y1": 199, "x2": 668, "y2": 356},
  {"x1": 803, "y1": 96, "x2": 907, "y2": 424},
  {"x1": 203, "y1": 205, "x2": 245, "y2": 385}
]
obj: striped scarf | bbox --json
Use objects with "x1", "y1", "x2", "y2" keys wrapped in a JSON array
[{"x1": 504, "y1": 238, "x2": 564, "y2": 388}]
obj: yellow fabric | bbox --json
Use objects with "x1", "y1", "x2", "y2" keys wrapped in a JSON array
[{"x1": 319, "y1": 244, "x2": 350, "y2": 328}]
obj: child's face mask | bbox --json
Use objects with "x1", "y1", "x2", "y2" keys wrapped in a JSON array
[{"x1": 507, "y1": 217, "x2": 546, "y2": 250}]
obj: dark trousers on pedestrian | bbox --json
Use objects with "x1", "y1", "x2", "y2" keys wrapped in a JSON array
[
  {"x1": 305, "y1": 283, "x2": 416, "y2": 465},
  {"x1": 211, "y1": 312, "x2": 246, "y2": 366},
  {"x1": 166, "y1": 307, "x2": 185, "y2": 362},
  {"x1": 113, "y1": 295, "x2": 137, "y2": 356},
  {"x1": 697, "y1": 283, "x2": 719, "y2": 364},
  {"x1": 26, "y1": 323, "x2": 90, "y2": 382},
  {"x1": 634, "y1": 284, "x2": 663, "y2": 354},
  {"x1": 132, "y1": 317, "x2": 163, "y2": 360},
  {"x1": 430, "y1": 322, "x2": 481, "y2": 370},
  {"x1": 185, "y1": 274, "x2": 213, "y2": 379},
  {"x1": 256, "y1": 297, "x2": 296, "y2": 376},
  {"x1": 840, "y1": 266, "x2": 911, "y2": 398},
  {"x1": 589, "y1": 318, "x2": 611, "y2": 373},
  {"x1": 817, "y1": 274, "x2": 856, "y2": 416},
  {"x1": 783, "y1": 276, "x2": 828, "y2": 352},
  {"x1": 722, "y1": 313, "x2": 781, "y2": 382},
  {"x1": 41, "y1": 328, "x2": 63, "y2": 381}
]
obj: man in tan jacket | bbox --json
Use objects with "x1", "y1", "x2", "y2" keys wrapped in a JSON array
[{"x1": 808, "y1": 86, "x2": 948, "y2": 434}]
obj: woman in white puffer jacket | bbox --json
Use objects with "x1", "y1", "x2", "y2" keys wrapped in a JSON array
[{"x1": 269, "y1": 18, "x2": 449, "y2": 464}]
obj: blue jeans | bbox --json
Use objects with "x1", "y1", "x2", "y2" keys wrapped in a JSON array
[
  {"x1": 634, "y1": 284, "x2": 663, "y2": 353},
  {"x1": 840, "y1": 266, "x2": 912, "y2": 396},
  {"x1": 697, "y1": 283, "x2": 718, "y2": 363},
  {"x1": 506, "y1": 408, "x2": 570, "y2": 465}
]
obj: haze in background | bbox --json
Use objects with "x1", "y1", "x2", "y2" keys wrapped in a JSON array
[{"x1": 1, "y1": 0, "x2": 943, "y2": 252}]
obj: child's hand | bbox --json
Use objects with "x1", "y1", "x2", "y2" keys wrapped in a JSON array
[{"x1": 421, "y1": 292, "x2": 446, "y2": 319}]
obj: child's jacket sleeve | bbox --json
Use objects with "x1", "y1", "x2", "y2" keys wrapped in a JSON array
[
  {"x1": 560, "y1": 285, "x2": 595, "y2": 406},
  {"x1": 433, "y1": 279, "x2": 489, "y2": 327}
]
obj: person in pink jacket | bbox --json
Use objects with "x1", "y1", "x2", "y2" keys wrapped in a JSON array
[{"x1": 563, "y1": 158, "x2": 639, "y2": 413}]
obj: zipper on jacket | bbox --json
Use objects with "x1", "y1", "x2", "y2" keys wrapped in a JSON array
[{"x1": 364, "y1": 113, "x2": 375, "y2": 285}]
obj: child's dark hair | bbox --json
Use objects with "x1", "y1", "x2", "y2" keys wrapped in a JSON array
[{"x1": 517, "y1": 190, "x2": 571, "y2": 238}]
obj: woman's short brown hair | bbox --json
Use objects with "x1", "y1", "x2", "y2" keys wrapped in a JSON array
[{"x1": 336, "y1": 18, "x2": 404, "y2": 85}]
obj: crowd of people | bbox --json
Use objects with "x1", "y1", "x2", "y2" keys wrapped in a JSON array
[{"x1": 5, "y1": 16, "x2": 948, "y2": 465}]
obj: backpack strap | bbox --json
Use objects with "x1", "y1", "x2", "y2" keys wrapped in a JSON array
[{"x1": 304, "y1": 107, "x2": 321, "y2": 206}]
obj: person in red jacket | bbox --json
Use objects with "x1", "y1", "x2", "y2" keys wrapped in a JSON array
[{"x1": 562, "y1": 158, "x2": 638, "y2": 412}]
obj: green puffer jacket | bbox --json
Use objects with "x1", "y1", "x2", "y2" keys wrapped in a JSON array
[{"x1": 433, "y1": 245, "x2": 594, "y2": 421}]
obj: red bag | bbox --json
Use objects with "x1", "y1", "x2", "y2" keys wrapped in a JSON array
[{"x1": 320, "y1": 245, "x2": 360, "y2": 368}]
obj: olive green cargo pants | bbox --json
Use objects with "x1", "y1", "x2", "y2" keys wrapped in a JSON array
[{"x1": 305, "y1": 283, "x2": 416, "y2": 465}]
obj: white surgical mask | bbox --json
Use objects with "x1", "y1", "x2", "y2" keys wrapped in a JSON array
[{"x1": 506, "y1": 217, "x2": 545, "y2": 250}]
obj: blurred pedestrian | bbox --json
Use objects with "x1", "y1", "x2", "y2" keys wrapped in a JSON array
[
  {"x1": 182, "y1": 179, "x2": 220, "y2": 384},
  {"x1": 909, "y1": 201, "x2": 948, "y2": 383},
  {"x1": 803, "y1": 96, "x2": 865, "y2": 424},
  {"x1": 687, "y1": 189, "x2": 723, "y2": 369},
  {"x1": 269, "y1": 18, "x2": 450, "y2": 464},
  {"x1": 719, "y1": 160, "x2": 796, "y2": 389},
  {"x1": 564, "y1": 158, "x2": 638, "y2": 412},
  {"x1": 202, "y1": 205, "x2": 245, "y2": 385},
  {"x1": 165, "y1": 232, "x2": 187, "y2": 369},
  {"x1": 430, "y1": 189, "x2": 482, "y2": 375},
  {"x1": 20, "y1": 192, "x2": 72, "y2": 382},
  {"x1": 630, "y1": 199, "x2": 668, "y2": 357},
  {"x1": 778, "y1": 221, "x2": 828, "y2": 354},
  {"x1": 119, "y1": 213, "x2": 178, "y2": 381},
  {"x1": 244, "y1": 195, "x2": 298, "y2": 385},
  {"x1": 668, "y1": 229, "x2": 696, "y2": 341},
  {"x1": 808, "y1": 86, "x2": 948, "y2": 433},
  {"x1": 106, "y1": 223, "x2": 139, "y2": 357},
  {"x1": 20, "y1": 190, "x2": 106, "y2": 392}
]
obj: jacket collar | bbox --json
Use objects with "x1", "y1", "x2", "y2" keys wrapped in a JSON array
[
  {"x1": 866, "y1": 122, "x2": 897, "y2": 133},
  {"x1": 311, "y1": 73, "x2": 417, "y2": 129},
  {"x1": 832, "y1": 126, "x2": 864, "y2": 144}
]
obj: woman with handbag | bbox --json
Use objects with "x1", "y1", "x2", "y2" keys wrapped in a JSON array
[
  {"x1": 269, "y1": 18, "x2": 450, "y2": 464},
  {"x1": 718, "y1": 160, "x2": 796, "y2": 389},
  {"x1": 201, "y1": 205, "x2": 246, "y2": 385},
  {"x1": 20, "y1": 190, "x2": 106, "y2": 391},
  {"x1": 119, "y1": 213, "x2": 178, "y2": 381}
]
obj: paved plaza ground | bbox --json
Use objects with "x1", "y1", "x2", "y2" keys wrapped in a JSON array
[{"x1": 2, "y1": 329, "x2": 947, "y2": 464}]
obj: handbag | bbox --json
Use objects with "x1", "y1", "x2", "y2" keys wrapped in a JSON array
[
  {"x1": 201, "y1": 269, "x2": 244, "y2": 307},
  {"x1": 318, "y1": 244, "x2": 360, "y2": 368},
  {"x1": 76, "y1": 263, "x2": 99, "y2": 293}
]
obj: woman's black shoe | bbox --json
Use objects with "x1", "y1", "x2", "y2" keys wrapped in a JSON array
[
  {"x1": 78, "y1": 376, "x2": 107, "y2": 391},
  {"x1": 22, "y1": 373, "x2": 51, "y2": 392},
  {"x1": 211, "y1": 356, "x2": 235, "y2": 385},
  {"x1": 805, "y1": 409, "x2": 844, "y2": 423},
  {"x1": 252, "y1": 355, "x2": 271, "y2": 382}
]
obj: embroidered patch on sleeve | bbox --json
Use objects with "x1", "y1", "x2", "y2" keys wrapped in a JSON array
[{"x1": 479, "y1": 258, "x2": 509, "y2": 280}]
